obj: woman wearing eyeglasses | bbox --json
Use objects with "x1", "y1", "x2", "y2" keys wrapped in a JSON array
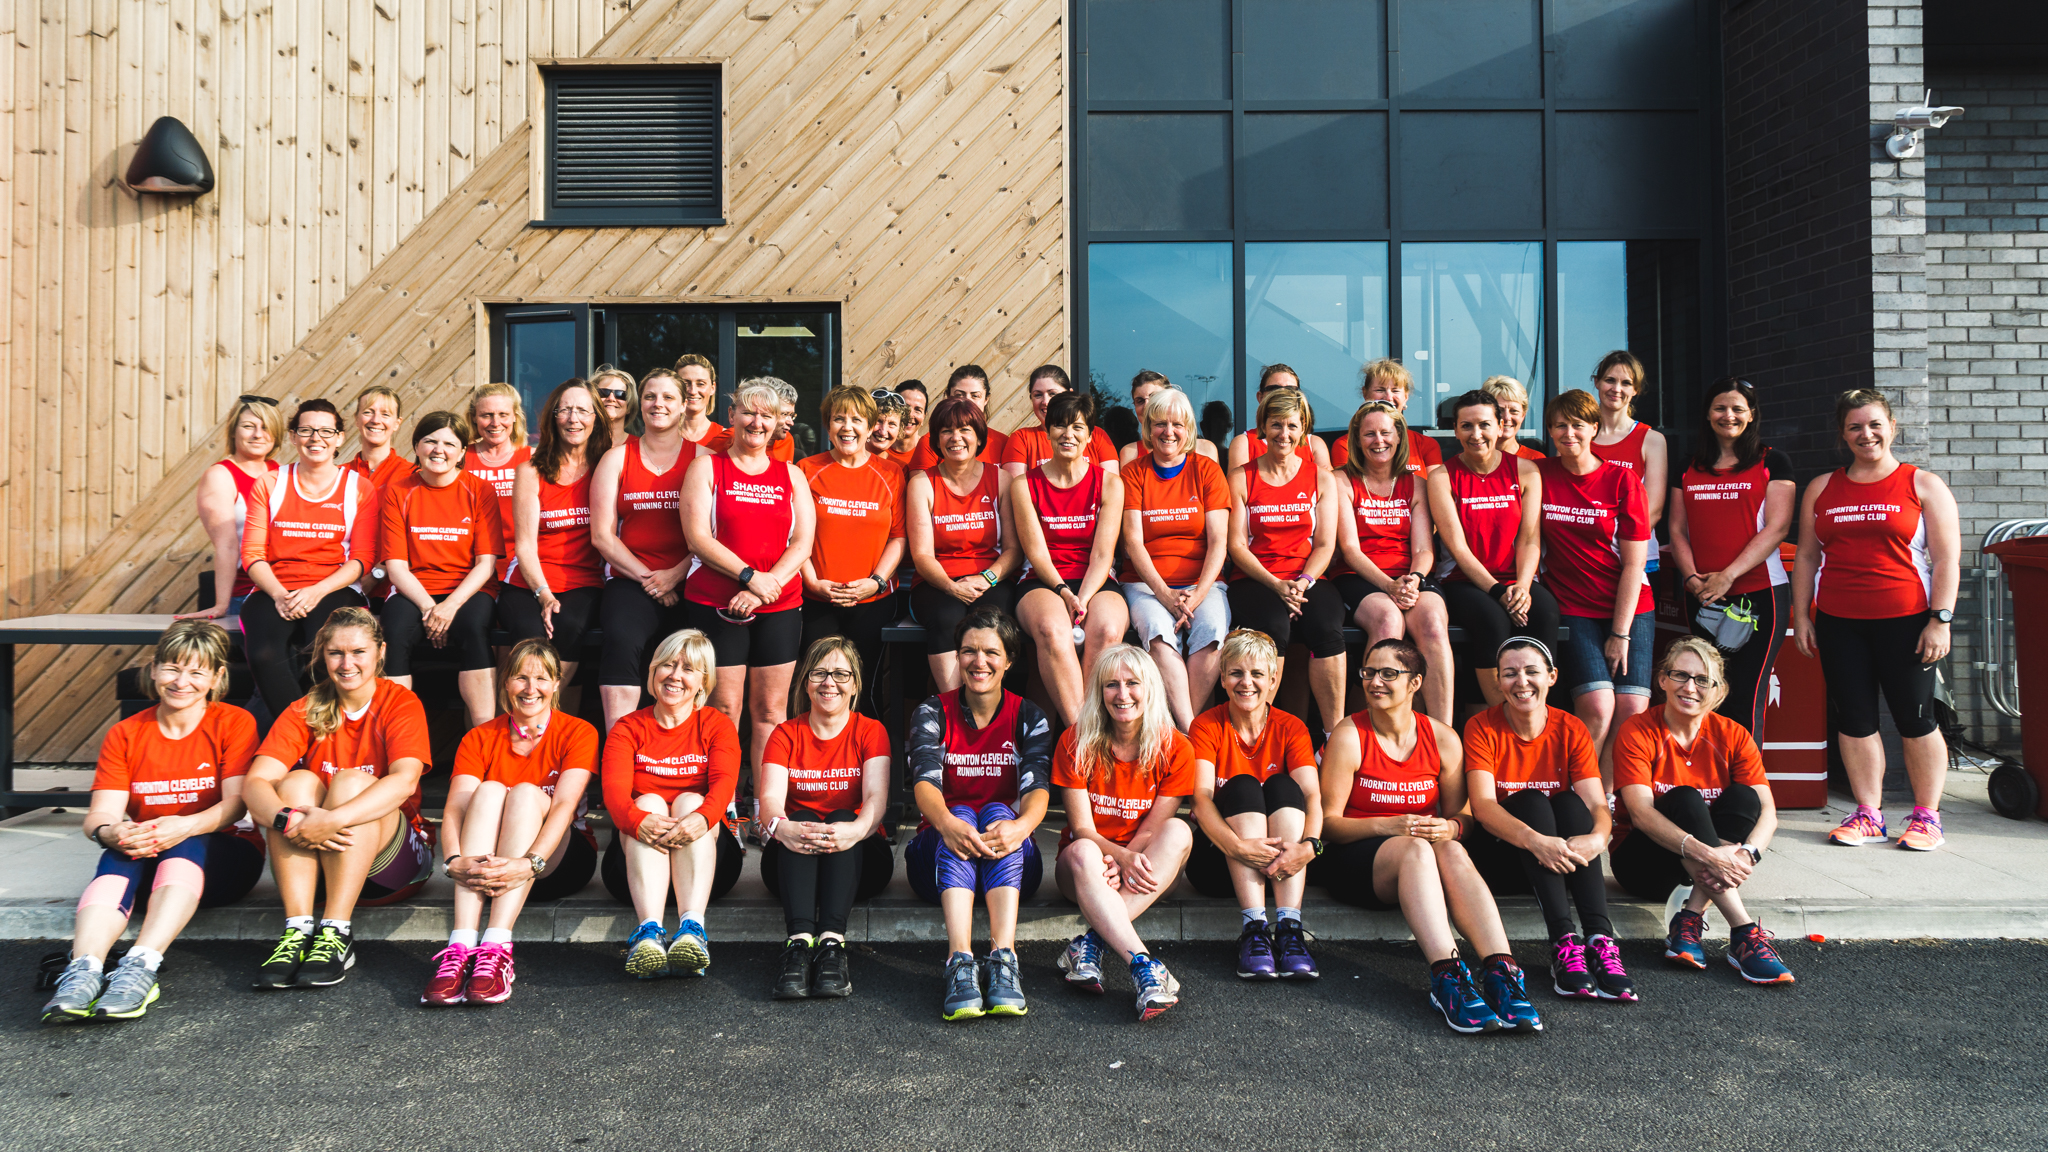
[
  {"x1": 501, "y1": 379, "x2": 613, "y2": 684},
  {"x1": 1336, "y1": 400, "x2": 1454, "y2": 722},
  {"x1": 1226, "y1": 364, "x2": 1333, "y2": 471},
  {"x1": 906, "y1": 396, "x2": 1022, "y2": 693},
  {"x1": 181, "y1": 396, "x2": 284, "y2": 623},
  {"x1": 239, "y1": 400, "x2": 379, "y2": 716},
  {"x1": 591, "y1": 366, "x2": 639, "y2": 446},
  {"x1": 591, "y1": 369, "x2": 697, "y2": 731},
  {"x1": 797, "y1": 385, "x2": 907, "y2": 716},
  {"x1": 466, "y1": 383, "x2": 532, "y2": 586}
]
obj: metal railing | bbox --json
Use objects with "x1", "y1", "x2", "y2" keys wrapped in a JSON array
[{"x1": 1976, "y1": 518, "x2": 2048, "y2": 718}]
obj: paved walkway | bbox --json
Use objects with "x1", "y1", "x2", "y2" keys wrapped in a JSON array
[{"x1": 6, "y1": 767, "x2": 2044, "y2": 942}]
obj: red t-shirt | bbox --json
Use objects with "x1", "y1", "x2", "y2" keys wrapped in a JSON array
[
  {"x1": 94, "y1": 704, "x2": 259, "y2": 822},
  {"x1": 379, "y1": 471, "x2": 504, "y2": 597},
  {"x1": 1001, "y1": 424, "x2": 1119, "y2": 472},
  {"x1": 1188, "y1": 705, "x2": 1315, "y2": 785},
  {"x1": 910, "y1": 427, "x2": 1009, "y2": 471},
  {"x1": 451, "y1": 712, "x2": 600, "y2": 796},
  {"x1": 257, "y1": 679, "x2": 432, "y2": 824},
  {"x1": 1341, "y1": 713, "x2": 1444, "y2": 818},
  {"x1": 799, "y1": 454, "x2": 906, "y2": 604},
  {"x1": 1535, "y1": 457, "x2": 1654, "y2": 618},
  {"x1": 764, "y1": 712, "x2": 891, "y2": 816},
  {"x1": 923, "y1": 463, "x2": 1005, "y2": 580},
  {"x1": 241, "y1": 466, "x2": 380, "y2": 591},
  {"x1": 1052, "y1": 728, "x2": 1196, "y2": 847},
  {"x1": 1120, "y1": 454, "x2": 1228, "y2": 584},
  {"x1": 1811, "y1": 464, "x2": 1931, "y2": 619},
  {"x1": 1461, "y1": 705, "x2": 1599, "y2": 798},
  {"x1": 600, "y1": 706, "x2": 742, "y2": 836},
  {"x1": 1676, "y1": 448, "x2": 1793, "y2": 596}
]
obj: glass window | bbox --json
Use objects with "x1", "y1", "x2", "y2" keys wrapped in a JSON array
[
  {"x1": 1087, "y1": 243, "x2": 1234, "y2": 418},
  {"x1": 736, "y1": 312, "x2": 834, "y2": 460},
  {"x1": 1399, "y1": 242, "x2": 1543, "y2": 430},
  {"x1": 1557, "y1": 240, "x2": 1699, "y2": 429},
  {"x1": 504, "y1": 318, "x2": 579, "y2": 414},
  {"x1": 1556, "y1": 241, "x2": 1628, "y2": 404},
  {"x1": 610, "y1": 310, "x2": 718, "y2": 387},
  {"x1": 1245, "y1": 242, "x2": 1389, "y2": 433}
]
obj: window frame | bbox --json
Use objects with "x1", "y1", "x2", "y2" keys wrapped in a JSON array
[{"x1": 528, "y1": 57, "x2": 729, "y2": 229}]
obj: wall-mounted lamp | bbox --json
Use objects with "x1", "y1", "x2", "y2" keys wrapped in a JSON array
[
  {"x1": 1883, "y1": 90, "x2": 1965, "y2": 160},
  {"x1": 123, "y1": 116, "x2": 215, "y2": 195}
]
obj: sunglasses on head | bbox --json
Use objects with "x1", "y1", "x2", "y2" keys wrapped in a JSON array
[{"x1": 238, "y1": 394, "x2": 280, "y2": 407}]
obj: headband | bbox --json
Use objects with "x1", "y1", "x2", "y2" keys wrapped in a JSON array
[{"x1": 1497, "y1": 636, "x2": 1555, "y2": 668}]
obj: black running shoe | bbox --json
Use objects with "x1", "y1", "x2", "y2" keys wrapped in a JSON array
[
  {"x1": 253, "y1": 927, "x2": 311, "y2": 991},
  {"x1": 809, "y1": 939, "x2": 853, "y2": 999},
  {"x1": 773, "y1": 938, "x2": 813, "y2": 1000},
  {"x1": 293, "y1": 926, "x2": 355, "y2": 988}
]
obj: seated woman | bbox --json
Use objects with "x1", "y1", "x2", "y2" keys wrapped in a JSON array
[
  {"x1": 1053, "y1": 645, "x2": 1196, "y2": 1021},
  {"x1": 179, "y1": 396, "x2": 281, "y2": 624},
  {"x1": 41, "y1": 621, "x2": 265, "y2": 1024},
  {"x1": 1011, "y1": 390, "x2": 1130, "y2": 727},
  {"x1": 905, "y1": 608, "x2": 1053, "y2": 1021},
  {"x1": 1464, "y1": 638, "x2": 1634, "y2": 1003},
  {"x1": 1314, "y1": 639, "x2": 1539, "y2": 1035},
  {"x1": 243, "y1": 608, "x2": 436, "y2": 991},
  {"x1": 796, "y1": 385, "x2": 908, "y2": 715},
  {"x1": 422, "y1": 639, "x2": 601, "y2": 1006},
  {"x1": 1118, "y1": 370, "x2": 1218, "y2": 467},
  {"x1": 502, "y1": 378, "x2": 613, "y2": 681},
  {"x1": 1336, "y1": 400, "x2": 1454, "y2": 721},
  {"x1": 1610, "y1": 638, "x2": 1792, "y2": 985},
  {"x1": 905, "y1": 396, "x2": 1021, "y2": 693},
  {"x1": 1184, "y1": 629, "x2": 1320, "y2": 981},
  {"x1": 600, "y1": 628, "x2": 744, "y2": 980},
  {"x1": 378, "y1": 412, "x2": 503, "y2": 728},
  {"x1": 757, "y1": 637, "x2": 895, "y2": 1001}
]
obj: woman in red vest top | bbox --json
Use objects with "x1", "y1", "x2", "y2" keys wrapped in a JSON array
[
  {"x1": 1792, "y1": 388, "x2": 1960, "y2": 853},
  {"x1": 182, "y1": 395, "x2": 284, "y2": 622},
  {"x1": 465, "y1": 382, "x2": 533, "y2": 586},
  {"x1": 906, "y1": 396, "x2": 1022, "y2": 692},
  {"x1": 1000, "y1": 364, "x2": 1121, "y2": 479},
  {"x1": 501, "y1": 378, "x2": 613, "y2": 689},
  {"x1": 590, "y1": 369, "x2": 696, "y2": 731},
  {"x1": 1587, "y1": 352, "x2": 1668, "y2": 582},
  {"x1": 1226, "y1": 364, "x2": 1334, "y2": 473},
  {"x1": 1335, "y1": 400, "x2": 1454, "y2": 721}
]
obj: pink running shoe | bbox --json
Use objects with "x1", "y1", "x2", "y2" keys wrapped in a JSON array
[
  {"x1": 1898, "y1": 809, "x2": 1945, "y2": 852},
  {"x1": 1828, "y1": 808, "x2": 1888, "y2": 846},
  {"x1": 466, "y1": 943, "x2": 516, "y2": 1004},
  {"x1": 420, "y1": 943, "x2": 472, "y2": 1006}
]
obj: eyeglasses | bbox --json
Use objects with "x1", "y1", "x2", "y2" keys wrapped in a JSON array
[
  {"x1": 1662, "y1": 670, "x2": 1720, "y2": 689},
  {"x1": 596, "y1": 388, "x2": 629, "y2": 401},
  {"x1": 556, "y1": 405, "x2": 597, "y2": 420},
  {"x1": 1360, "y1": 666, "x2": 1420, "y2": 683},
  {"x1": 294, "y1": 426, "x2": 344, "y2": 441},
  {"x1": 238, "y1": 394, "x2": 279, "y2": 407},
  {"x1": 806, "y1": 668, "x2": 856, "y2": 685}
]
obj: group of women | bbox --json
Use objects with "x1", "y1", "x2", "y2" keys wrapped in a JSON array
[{"x1": 42, "y1": 350, "x2": 1960, "y2": 1032}]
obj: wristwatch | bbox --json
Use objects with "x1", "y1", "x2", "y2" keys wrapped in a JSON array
[
  {"x1": 527, "y1": 852, "x2": 548, "y2": 875},
  {"x1": 1933, "y1": 608, "x2": 1954, "y2": 624},
  {"x1": 737, "y1": 565, "x2": 756, "y2": 588},
  {"x1": 1303, "y1": 836, "x2": 1325, "y2": 858},
  {"x1": 273, "y1": 807, "x2": 299, "y2": 832},
  {"x1": 981, "y1": 569, "x2": 1000, "y2": 588},
  {"x1": 1739, "y1": 842, "x2": 1762, "y2": 865}
]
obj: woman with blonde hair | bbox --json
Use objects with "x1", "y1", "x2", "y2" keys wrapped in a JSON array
[
  {"x1": 466, "y1": 382, "x2": 532, "y2": 584},
  {"x1": 591, "y1": 368, "x2": 695, "y2": 729},
  {"x1": 181, "y1": 396, "x2": 284, "y2": 623},
  {"x1": 1481, "y1": 375, "x2": 1544, "y2": 458},
  {"x1": 1334, "y1": 358, "x2": 1442, "y2": 474},
  {"x1": 1337, "y1": 400, "x2": 1455, "y2": 720},
  {"x1": 343, "y1": 385, "x2": 409, "y2": 491},
  {"x1": 591, "y1": 365, "x2": 639, "y2": 446},
  {"x1": 1226, "y1": 364, "x2": 1333, "y2": 471},
  {"x1": 796, "y1": 384, "x2": 907, "y2": 714},
  {"x1": 1053, "y1": 643, "x2": 1196, "y2": 1020}
]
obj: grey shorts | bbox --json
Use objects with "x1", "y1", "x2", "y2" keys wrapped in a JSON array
[{"x1": 1121, "y1": 581, "x2": 1230, "y2": 656}]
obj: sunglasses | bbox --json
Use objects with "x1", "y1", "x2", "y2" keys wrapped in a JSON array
[
  {"x1": 238, "y1": 394, "x2": 280, "y2": 407},
  {"x1": 869, "y1": 389, "x2": 909, "y2": 413},
  {"x1": 596, "y1": 388, "x2": 629, "y2": 401}
]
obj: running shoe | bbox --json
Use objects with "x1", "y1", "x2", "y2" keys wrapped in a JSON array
[
  {"x1": 982, "y1": 947, "x2": 1028, "y2": 1016},
  {"x1": 667, "y1": 919, "x2": 711, "y2": 976},
  {"x1": 625, "y1": 921, "x2": 669, "y2": 980},
  {"x1": 1665, "y1": 908, "x2": 1708, "y2": 970},
  {"x1": 1427, "y1": 960, "x2": 1507, "y2": 1034},
  {"x1": 941, "y1": 952, "x2": 985, "y2": 1021},
  {"x1": 1130, "y1": 953, "x2": 1181, "y2": 1021},
  {"x1": 773, "y1": 938, "x2": 814, "y2": 1000},
  {"x1": 1273, "y1": 918, "x2": 1319, "y2": 980},
  {"x1": 40, "y1": 957, "x2": 103, "y2": 1024},
  {"x1": 1586, "y1": 935, "x2": 1639, "y2": 1003},
  {"x1": 1236, "y1": 919, "x2": 1278, "y2": 980},
  {"x1": 810, "y1": 939, "x2": 852, "y2": 999},
  {"x1": 1727, "y1": 923, "x2": 1795, "y2": 985},
  {"x1": 1829, "y1": 808, "x2": 1889, "y2": 846},
  {"x1": 294, "y1": 926, "x2": 355, "y2": 988},
  {"x1": 1480, "y1": 957, "x2": 1543, "y2": 1032},
  {"x1": 1058, "y1": 931, "x2": 1105, "y2": 994},
  {"x1": 465, "y1": 944, "x2": 515, "y2": 1004},
  {"x1": 1898, "y1": 809, "x2": 1945, "y2": 852},
  {"x1": 1550, "y1": 933, "x2": 1598, "y2": 1000},
  {"x1": 420, "y1": 943, "x2": 473, "y2": 1006},
  {"x1": 253, "y1": 926, "x2": 310, "y2": 991},
  {"x1": 93, "y1": 955, "x2": 160, "y2": 1020}
]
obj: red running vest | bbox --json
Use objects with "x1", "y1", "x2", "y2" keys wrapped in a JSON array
[
  {"x1": 1342, "y1": 712, "x2": 1444, "y2": 818},
  {"x1": 1812, "y1": 463, "x2": 1931, "y2": 619},
  {"x1": 684, "y1": 454, "x2": 800, "y2": 612},
  {"x1": 1438, "y1": 455, "x2": 1524, "y2": 582},
  {"x1": 1239, "y1": 458, "x2": 1321, "y2": 582},
  {"x1": 1348, "y1": 472, "x2": 1414, "y2": 580},
  {"x1": 509, "y1": 470, "x2": 602, "y2": 593},
  {"x1": 1024, "y1": 464, "x2": 1103, "y2": 584},
  {"x1": 613, "y1": 437, "x2": 691, "y2": 576},
  {"x1": 933, "y1": 690, "x2": 1025, "y2": 815}
]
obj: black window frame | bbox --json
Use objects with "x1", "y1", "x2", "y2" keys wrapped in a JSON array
[{"x1": 536, "y1": 62, "x2": 727, "y2": 228}]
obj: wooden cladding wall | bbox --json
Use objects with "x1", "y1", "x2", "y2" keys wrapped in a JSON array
[{"x1": 5, "y1": 0, "x2": 1069, "y2": 760}]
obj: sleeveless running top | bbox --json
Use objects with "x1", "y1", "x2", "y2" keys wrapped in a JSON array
[
  {"x1": 1589, "y1": 420, "x2": 1650, "y2": 478},
  {"x1": 219, "y1": 459, "x2": 280, "y2": 597},
  {"x1": 509, "y1": 470, "x2": 602, "y2": 593},
  {"x1": 1024, "y1": 464, "x2": 1103, "y2": 584},
  {"x1": 1342, "y1": 712, "x2": 1444, "y2": 818},
  {"x1": 936, "y1": 689, "x2": 1024, "y2": 813},
  {"x1": 1437, "y1": 455, "x2": 1524, "y2": 582},
  {"x1": 244, "y1": 465, "x2": 372, "y2": 592},
  {"x1": 684, "y1": 453, "x2": 800, "y2": 612},
  {"x1": 1240, "y1": 458, "x2": 1321, "y2": 582},
  {"x1": 1678, "y1": 449, "x2": 1793, "y2": 595},
  {"x1": 1812, "y1": 463, "x2": 1931, "y2": 619},
  {"x1": 465, "y1": 446, "x2": 531, "y2": 581},
  {"x1": 1348, "y1": 472, "x2": 1414, "y2": 579},
  {"x1": 613, "y1": 437, "x2": 691, "y2": 576},
  {"x1": 925, "y1": 463, "x2": 1005, "y2": 580}
]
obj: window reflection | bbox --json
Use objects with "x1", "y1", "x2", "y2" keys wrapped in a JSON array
[
  {"x1": 737, "y1": 312, "x2": 833, "y2": 460},
  {"x1": 1087, "y1": 243, "x2": 1235, "y2": 417},
  {"x1": 1557, "y1": 240, "x2": 1698, "y2": 429},
  {"x1": 505, "y1": 319, "x2": 579, "y2": 414},
  {"x1": 1400, "y1": 242, "x2": 1543, "y2": 430},
  {"x1": 1245, "y1": 242, "x2": 1388, "y2": 433}
]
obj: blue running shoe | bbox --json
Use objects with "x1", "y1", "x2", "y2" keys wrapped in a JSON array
[
  {"x1": 941, "y1": 952, "x2": 985, "y2": 1021},
  {"x1": 1480, "y1": 957, "x2": 1543, "y2": 1033},
  {"x1": 668, "y1": 919, "x2": 711, "y2": 976},
  {"x1": 1665, "y1": 908, "x2": 1709, "y2": 970},
  {"x1": 1428, "y1": 960, "x2": 1507, "y2": 1034},
  {"x1": 1728, "y1": 923, "x2": 1795, "y2": 985},
  {"x1": 1129, "y1": 953, "x2": 1181, "y2": 1021},
  {"x1": 1058, "y1": 931, "x2": 1105, "y2": 993},
  {"x1": 1237, "y1": 919, "x2": 1277, "y2": 980},
  {"x1": 625, "y1": 921, "x2": 669, "y2": 979}
]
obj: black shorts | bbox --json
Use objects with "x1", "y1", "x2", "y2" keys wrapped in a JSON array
[
  {"x1": 1816, "y1": 610, "x2": 1940, "y2": 739},
  {"x1": 683, "y1": 600, "x2": 804, "y2": 667},
  {"x1": 1214, "y1": 771, "x2": 1307, "y2": 817},
  {"x1": 1226, "y1": 578, "x2": 1346, "y2": 659},
  {"x1": 598, "y1": 578, "x2": 695, "y2": 687},
  {"x1": 908, "y1": 579, "x2": 1017, "y2": 656},
  {"x1": 497, "y1": 584, "x2": 602, "y2": 658},
  {"x1": 380, "y1": 593, "x2": 497, "y2": 674},
  {"x1": 1310, "y1": 835, "x2": 1400, "y2": 911}
]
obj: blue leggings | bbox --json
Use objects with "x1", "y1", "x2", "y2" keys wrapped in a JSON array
[
  {"x1": 906, "y1": 802, "x2": 1042, "y2": 903},
  {"x1": 84, "y1": 831, "x2": 266, "y2": 917}
]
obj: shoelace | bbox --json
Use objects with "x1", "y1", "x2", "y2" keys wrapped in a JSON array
[
  {"x1": 1737, "y1": 926, "x2": 1783, "y2": 962},
  {"x1": 432, "y1": 946, "x2": 470, "y2": 979},
  {"x1": 1132, "y1": 958, "x2": 1165, "y2": 995},
  {"x1": 1276, "y1": 925, "x2": 1311, "y2": 958},
  {"x1": 1841, "y1": 811, "x2": 1884, "y2": 836},
  {"x1": 56, "y1": 968, "x2": 100, "y2": 1003},
  {"x1": 471, "y1": 948, "x2": 505, "y2": 980},
  {"x1": 1906, "y1": 811, "x2": 1943, "y2": 836},
  {"x1": 1588, "y1": 936, "x2": 1625, "y2": 974},
  {"x1": 264, "y1": 930, "x2": 308, "y2": 965},
  {"x1": 988, "y1": 952, "x2": 1020, "y2": 989},
  {"x1": 304, "y1": 930, "x2": 347, "y2": 964},
  {"x1": 104, "y1": 962, "x2": 153, "y2": 999},
  {"x1": 1493, "y1": 965, "x2": 1530, "y2": 1003},
  {"x1": 1673, "y1": 912, "x2": 1705, "y2": 946},
  {"x1": 947, "y1": 958, "x2": 980, "y2": 998},
  {"x1": 629, "y1": 925, "x2": 664, "y2": 949},
  {"x1": 1242, "y1": 925, "x2": 1274, "y2": 954},
  {"x1": 1554, "y1": 940, "x2": 1590, "y2": 975},
  {"x1": 1075, "y1": 933, "x2": 1102, "y2": 968}
]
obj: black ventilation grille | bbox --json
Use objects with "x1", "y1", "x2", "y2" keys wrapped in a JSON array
[{"x1": 545, "y1": 68, "x2": 721, "y2": 225}]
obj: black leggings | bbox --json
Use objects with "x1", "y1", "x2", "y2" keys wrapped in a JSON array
[
  {"x1": 1186, "y1": 774, "x2": 1307, "y2": 899},
  {"x1": 1609, "y1": 785, "x2": 1763, "y2": 901},
  {"x1": 1438, "y1": 579, "x2": 1560, "y2": 668},
  {"x1": 1226, "y1": 578, "x2": 1346, "y2": 659},
  {"x1": 909, "y1": 579, "x2": 1017, "y2": 655},
  {"x1": 798, "y1": 597, "x2": 896, "y2": 716},
  {"x1": 240, "y1": 587, "x2": 368, "y2": 715},
  {"x1": 380, "y1": 593, "x2": 498, "y2": 674},
  {"x1": 757, "y1": 808, "x2": 897, "y2": 936},
  {"x1": 1816, "y1": 610, "x2": 1940, "y2": 739},
  {"x1": 600, "y1": 823, "x2": 746, "y2": 905},
  {"x1": 598, "y1": 578, "x2": 695, "y2": 687},
  {"x1": 1310, "y1": 835, "x2": 1399, "y2": 911},
  {"x1": 1469, "y1": 789, "x2": 1613, "y2": 940},
  {"x1": 1687, "y1": 585, "x2": 1789, "y2": 736},
  {"x1": 528, "y1": 825, "x2": 600, "y2": 902},
  {"x1": 497, "y1": 585, "x2": 602, "y2": 658}
]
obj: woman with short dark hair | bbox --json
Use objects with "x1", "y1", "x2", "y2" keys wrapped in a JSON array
[{"x1": 906, "y1": 397, "x2": 1021, "y2": 693}]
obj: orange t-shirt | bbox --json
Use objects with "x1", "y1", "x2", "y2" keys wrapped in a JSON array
[
  {"x1": 378, "y1": 470, "x2": 505, "y2": 597},
  {"x1": 910, "y1": 427, "x2": 1009, "y2": 471},
  {"x1": 1612, "y1": 710, "x2": 1766, "y2": 803},
  {"x1": 1120, "y1": 454, "x2": 1229, "y2": 584},
  {"x1": 451, "y1": 712, "x2": 600, "y2": 796},
  {"x1": 1188, "y1": 705, "x2": 1316, "y2": 786},
  {"x1": 1461, "y1": 704, "x2": 1600, "y2": 798},
  {"x1": 93, "y1": 703, "x2": 259, "y2": 822},
  {"x1": 1001, "y1": 424, "x2": 1120, "y2": 472},
  {"x1": 764, "y1": 712, "x2": 892, "y2": 816},
  {"x1": 882, "y1": 446, "x2": 917, "y2": 467},
  {"x1": 600, "y1": 706, "x2": 742, "y2": 836},
  {"x1": 798, "y1": 453, "x2": 906, "y2": 604},
  {"x1": 1052, "y1": 728, "x2": 1196, "y2": 847},
  {"x1": 257, "y1": 679, "x2": 432, "y2": 824},
  {"x1": 241, "y1": 466, "x2": 380, "y2": 591}
]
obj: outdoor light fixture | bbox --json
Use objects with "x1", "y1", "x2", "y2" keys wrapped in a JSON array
[
  {"x1": 123, "y1": 116, "x2": 215, "y2": 195},
  {"x1": 1883, "y1": 90, "x2": 1965, "y2": 160}
]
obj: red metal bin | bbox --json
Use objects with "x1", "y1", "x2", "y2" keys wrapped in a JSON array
[{"x1": 1983, "y1": 536, "x2": 2048, "y2": 817}]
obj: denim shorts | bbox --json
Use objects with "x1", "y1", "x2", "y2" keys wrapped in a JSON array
[
  {"x1": 1560, "y1": 611, "x2": 1655, "y2": 698},
  {"x1": 1121, "y1": 582, "x2": 1230, "y2": 656}
]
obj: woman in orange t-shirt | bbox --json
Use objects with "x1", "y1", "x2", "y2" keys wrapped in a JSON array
[
  {"x1": 1051, "y1": 645, "x2": 1195, "y2": 1021},
  {"x1": 42, "y1": 622, "x2": 263, "y2": 1024},
  {"x1": 379, "y1": 411, "x2": 504, "y2": 728},
  {"x1": 797, "y1": 386, "x2": 908, "y2": 716},
  {"x1": 905, "y1": 396, "x2": 1021, "y2": 691}
]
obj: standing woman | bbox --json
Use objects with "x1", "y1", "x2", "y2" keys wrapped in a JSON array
[
  {"x1": 591, "y1": 365, "x2": 639, "y2": 446},
  {"x1": 905, "y1": 397, "x2": 1021, "y2": 693},
  {"x1": 1227, "y1": 364, "x2": 1334, "y2": 471},
  {"x1": 1226, "y1": 388, "x2": 1347, "y2": 739},
  {"x1": 1481, "y1": 376, "x2": 1544, "y2": 459},
  {"x1": 673, "y1": 356, "x2": 725, "y2": 452},
  {"x1": 797, "y1": 384, "x2": 907, "y2": 712},
  {"x1": 1001, "y1": 364, "x2": 1121, "y2": 476},
  {"x1": 1427, "y1": 390, "x2": 1556, "y2": 708},
  {"x1": 180, "y1": 396, "x2": 283, "y2": 622},
  {"x1": 1588, "y1": 352, "x2": 1669, "y2": 576},
  {"x1": 239, "y1": 400, "x2": 378, "y2": 717},
  {"x1": 756, "y1": 637, "x2": 894, "y2": 1000},
  {"x1": 1668, "y1": 378, "x2": 1796, "y2": 736},
  {"x1": 344, "y1": 386, "x2": 410, "y2": 492},
  {"x1": 465, "y1": 382, "x2": 533, "y2": 585},
  {"x1": 502, "y1": 378, "x2": 613, "y2": 682},
  {"x1": 908, "y1": 366, "x2": 1008, "y2": 470},
  {"x1": 891, "y1": 379, "x2": 928, "y2": 463},
  {"x1": 681, "y1": 376, "x2": 817, "y2": 777},
  {"x1": 1119, "y1": 370, "x2": 1219, "y2": 467},
  {"x1": 590, "y1": 369, "x2": 695, "y2": 731},
  {"x1": 1793, "y1": 388, "x2": 1960, "y2": 852},
  {"x1": 1118, "y1": 386, "x2": 1231, "y2": 730},
  {"x1": 1336, "y1": 401, "x2": 1454, "y2": 721},
  {"x1": 1011, "y1": 391, "x2": 1130, "y2": 727},
  {"x1": 41, "y1": 621, "x2": 264, "y2": 1024},
  {"x1": 1052, "y1": 645, "x2": 1197, "y2": 1021}
]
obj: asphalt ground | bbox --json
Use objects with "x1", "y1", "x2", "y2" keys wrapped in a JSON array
[{"x1": 2, "y1": 937, "x2": 2043, "y2": 1151}]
